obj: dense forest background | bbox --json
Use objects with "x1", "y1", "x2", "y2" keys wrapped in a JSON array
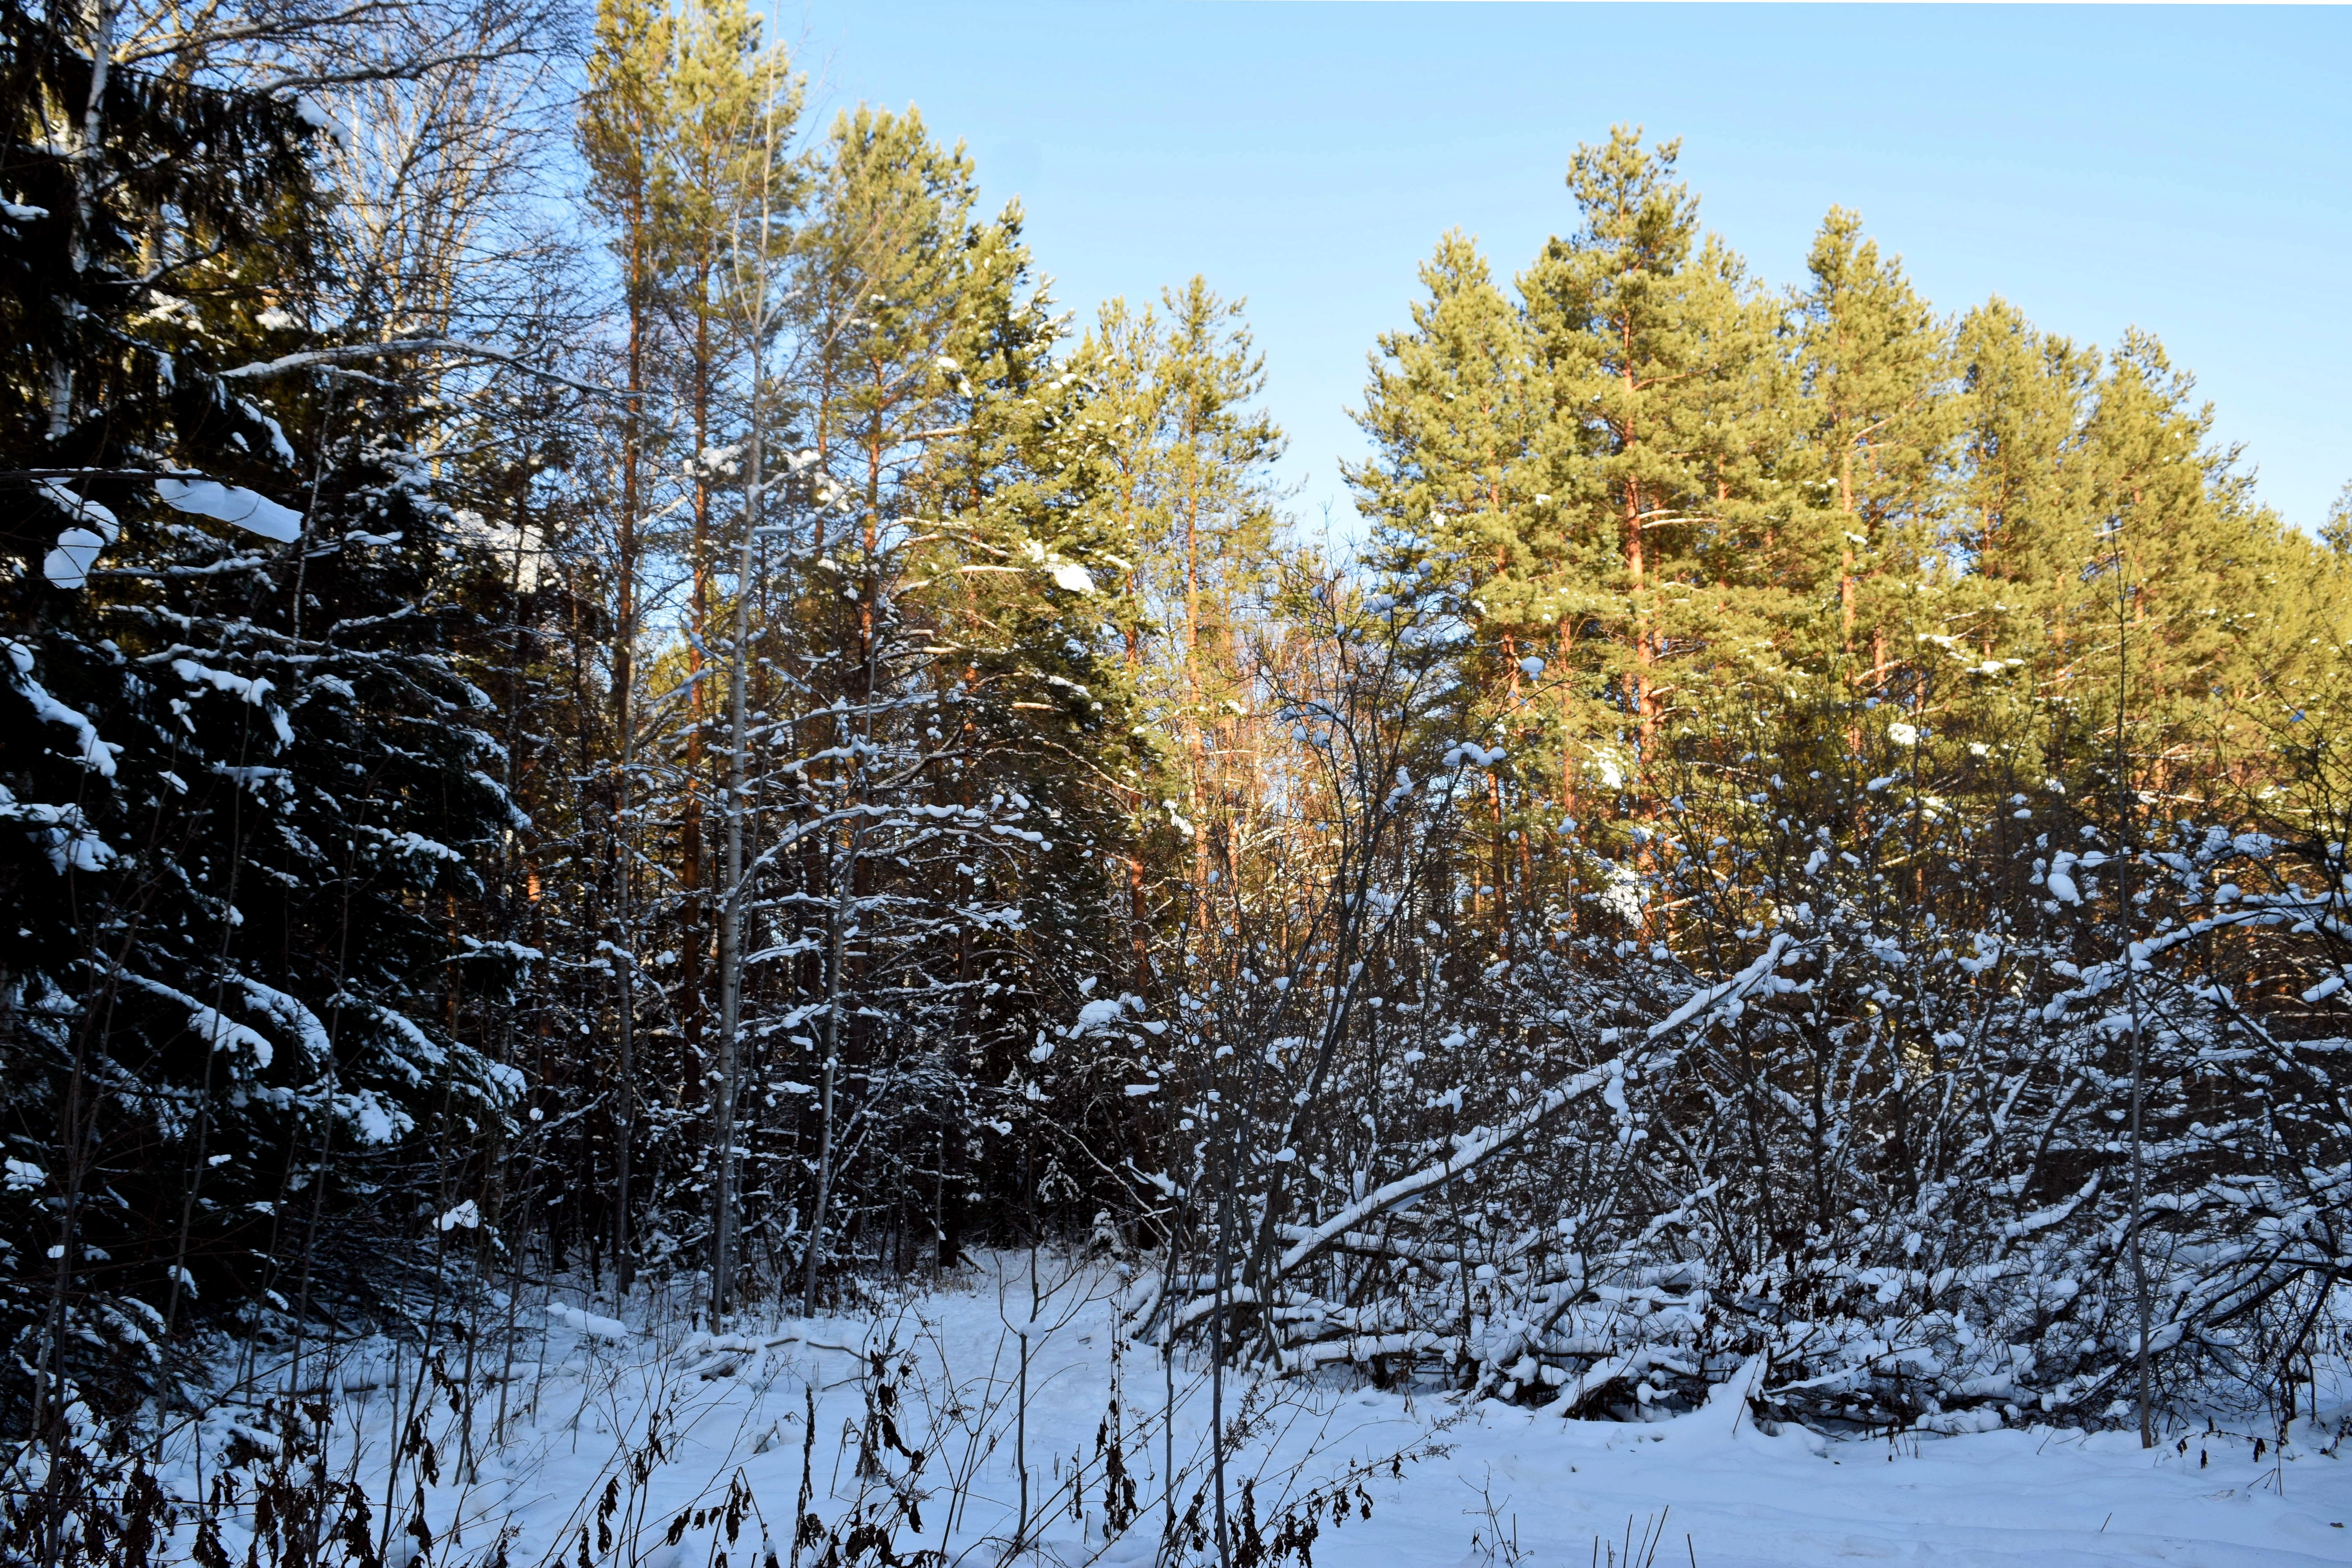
[{"x1": 6, "y1": 0, "x2": 2352, "y2": 1512}]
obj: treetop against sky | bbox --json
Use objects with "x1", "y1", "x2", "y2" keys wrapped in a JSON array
[{"x1": 784, "y1": 0, "x2": 2351, "y2": 538}]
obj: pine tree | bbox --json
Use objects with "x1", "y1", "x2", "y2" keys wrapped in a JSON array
[
  {"x1": 576, "y1": 0, "x2": 804, "y2": 1298},
  {"x1": 2073, "y1": 332, "x2": 2340, "y2": 802},
  {"x1": 1094, "y1": 278, "x2": 1284, "y2": 908},
  {"x1": 1343, "y1": 232, "x2": 1558, "y2": 934},
  {"x1": 576, "y1": 0, "x2": 679, "y2": 1291},
  {"x1": 1792, "y1": 207, "x2": 1951, "y2": 699},
  {"x1": 2326, "y1": 480, "x2": 2352, "y2": 557},
  {"x1": 1347, "y1": 232, "x2": 1548, "y2": 747},
  {"x1": 1937, "y1": 298, "x2": 2101, "y2": 769},
  {"x1": 664, "y1": 0, "x2": 799, "y2": 1088},
  {"x1": 1519, "y1": 127, "x2": 1778, "y2": 794},
  {"x1": 1072, "y1": 294, "x2": 1185, "y2": 996}
]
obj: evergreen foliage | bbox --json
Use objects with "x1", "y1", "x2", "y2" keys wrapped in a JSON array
[{"x1": 1, "y1": 0, "x2": 521, "y2": 1419}]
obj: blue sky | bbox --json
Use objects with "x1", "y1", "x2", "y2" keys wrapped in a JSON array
[{"x1": 778, "y1": 2, "x2": 2350, "y2": 541}]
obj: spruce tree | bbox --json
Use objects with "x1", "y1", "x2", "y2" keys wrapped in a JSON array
[{"x1": 1, "y1": 1, "x2": 519, "y2": 1414}]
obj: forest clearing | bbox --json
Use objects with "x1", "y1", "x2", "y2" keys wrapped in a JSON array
[{"x1": 4, "y1": 0, "x2": 2349, "y2": 1562}]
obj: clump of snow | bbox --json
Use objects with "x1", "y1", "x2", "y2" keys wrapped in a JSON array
[
  {"x1": 7, "y1": 642, "x2": 118, "y2": 775},
  {"x1": 37, "y1": 480, "x2": 120, "y2": 588},
  {"x1": 289, "y1": 94, "x2": 349, "y2": 145},
  {"x1": 155, "y1": 477, "x2": 303, "y2": 543},
  {"x1": 44, "y1": 527, "x2": 111, "y2": 588},
  {"x1": 335, "y1": 1089, "x2": 407, "y2": 1146},
  {"x1": 546, "y1": 1300, "x2": 631, "y2": 1340}
]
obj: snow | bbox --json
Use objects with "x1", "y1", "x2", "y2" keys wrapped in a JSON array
[
  {"x1": 335, "y1": 1088, "x2": 408, "y2": 1145},
  {"x1": 289, "y1": 94, "x2": 350, "y2": 146},
  {"x1": 545, "y1": 1300, "x2": 632, "y2": 1340},
  {"x1": 37, "y1": 479, "x2": 120, "y2": 587},
  {"x1": 1424, "y1": 1401, "x2": 2350, "y2": 1567},
  {"x1": 43, "y1": 526, "x2": 111, "y2": 588},
  {"x1": 238, "y1": 978, "x2": 335, "y2": 1064},
  {"x1": 155, "y1": 475, "x2": 303, "y2": 542},
  {"x1": 118, "y1": 971, "x2": 276, "y2": 1067},
  {"x1": 0, "y1": 795, "x2": 115, "y2": 871},
  {"x1": 139, "y1": 1261, "x2": 2351, "y2": 1568},
  {"x1": 6, "y1": 645, "x2": 117, "y2": 775},
  {"x1": 170, "y1": 657, "x2": 276, "y2": 708}
]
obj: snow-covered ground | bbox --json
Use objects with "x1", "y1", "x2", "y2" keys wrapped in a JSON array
[
  {"x1": 174, "y1": 1257, "x2": 2351, "y2": 1567},
  {"x1": 1398, "y1": 1399, "x2": 2349, "y2": 1567}
]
